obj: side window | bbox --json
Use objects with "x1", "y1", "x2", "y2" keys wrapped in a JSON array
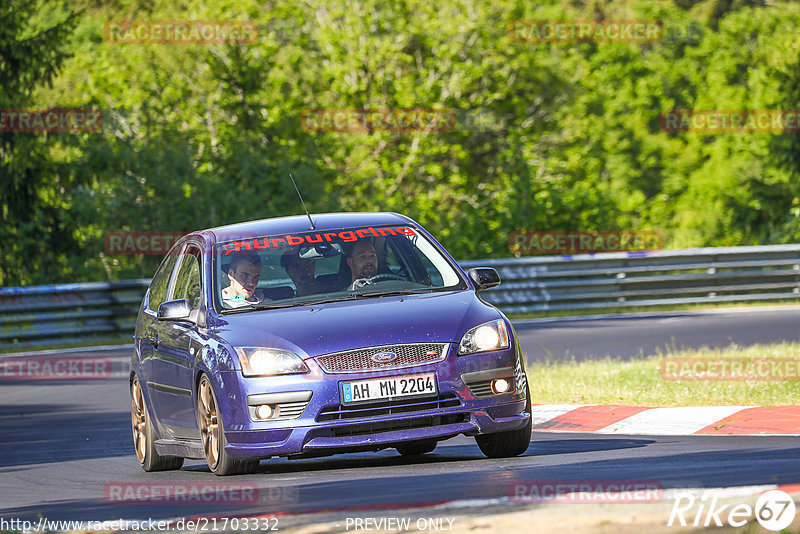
[
  {"x1": 416, "y1": 250, "x2": 442, "y2": 286},
  {"x1": 148, "y1": 250, "x2": 181, "y2": 312},
  {"x1": 384, "y1": 242, "x2": 404, "y2": 274},
  {"x1": 388, "y1": 236, "x2": 435, "y2": 285},
  {"x1": 383, "y1": 237, "x2": 422, "y2": 282},
  {"x1": 173, "y1": 246, "x2": 202, "y2": 308}
]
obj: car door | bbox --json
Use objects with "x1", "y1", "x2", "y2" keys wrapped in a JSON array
[
  {"x1": 150, "y1": 243, "x2": 203, "y2": 440},
  {"x1": 138, "y1": 245, "x2": 182, "y2": 430}
]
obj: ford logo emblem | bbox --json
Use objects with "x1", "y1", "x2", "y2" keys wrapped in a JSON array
[{"x1": 371, "y1": 351, "x2": 398, "y2": 363}]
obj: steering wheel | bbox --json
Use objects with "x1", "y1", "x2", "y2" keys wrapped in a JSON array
[{"x1": 349, "y1": 273, "x2": 405, "y2": 290}]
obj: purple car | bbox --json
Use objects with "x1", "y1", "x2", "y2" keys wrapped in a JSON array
[{"x1": 130, "y1": 212, "x2": 531, "y2": 475}]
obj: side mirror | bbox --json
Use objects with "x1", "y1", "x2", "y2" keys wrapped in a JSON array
[
  {"x1": 468, "y1": 268, "x2": 501, "y2": 291},
  {"x1": 157, "y1": 299, "x2": 193, "y2": 322}
]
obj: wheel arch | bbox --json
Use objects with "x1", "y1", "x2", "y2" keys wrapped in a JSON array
[{"x1": 193, "y1": 347, "x2": 246, "y2": 434}]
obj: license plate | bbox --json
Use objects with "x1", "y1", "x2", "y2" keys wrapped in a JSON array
[{"x1": 341, "y1": 373, "x2": 437, "y2": 404}]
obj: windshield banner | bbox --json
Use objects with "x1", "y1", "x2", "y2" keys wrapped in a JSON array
[{"x1": 220, "y1": 226, "x2": 417, "y2": 255}]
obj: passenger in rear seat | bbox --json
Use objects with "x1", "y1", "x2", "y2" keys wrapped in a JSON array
[{"x1": 281, "y1": 248, "x2": 321, "y2": 297}]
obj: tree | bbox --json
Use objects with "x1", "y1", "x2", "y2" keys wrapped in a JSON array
[{"x1": 0, "y1": 0, "x2": 80, "y2": 285}]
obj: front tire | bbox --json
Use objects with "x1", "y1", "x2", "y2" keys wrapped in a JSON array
[
  {"x1": 131, "y1": 376, "x2": 184, "y2": 472},
  {"x1": 475, "y1": 386, "x2": 532, "y2": 458},
  {"x1": 197, "y1": 374, "x2": 259, "y2": 476}
]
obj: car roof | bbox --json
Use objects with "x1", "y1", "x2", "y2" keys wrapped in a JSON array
[{"x1": 199, "y1": 212, "x2": 417, "y2": 244}]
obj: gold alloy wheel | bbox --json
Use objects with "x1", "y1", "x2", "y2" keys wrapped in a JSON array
[
  {"x1": 198, "y1": 376, "x2": 219, "y2": 469},
  {"x1": 130, "y1": 377, "x2": 147, "y2": 464}
]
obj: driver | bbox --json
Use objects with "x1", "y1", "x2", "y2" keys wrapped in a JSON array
[
  {"x1": 222, "y1": 254, "x2": 266, "y2": 308},
  {"x1": 347, "y1": 239, "x2": 378, "y2": 286}
]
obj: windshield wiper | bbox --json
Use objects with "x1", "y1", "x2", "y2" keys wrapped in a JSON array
[
  {"x1": 221, "y1": 302, "x2": 297, "y2": 313},
  {"x1": 295, "y1": 296, "x2": 362, "y2": 306},
  {"x1": 221, "y1": 296, "x2": 361, "y2": 314},
  {"x1": 351, "y1": 288, "x2": 438, "y2": 298}
]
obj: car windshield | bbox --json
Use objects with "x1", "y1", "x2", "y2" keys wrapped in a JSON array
[{"x1": 213, "y1": 224, "x2": 466, "y2": 313}]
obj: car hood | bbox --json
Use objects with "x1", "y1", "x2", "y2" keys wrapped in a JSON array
[{"x1": 212, "y1": 290, "x2": 502, "y2": 358}]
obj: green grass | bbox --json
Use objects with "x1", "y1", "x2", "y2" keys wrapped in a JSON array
[{"x1": 526, "y1": 342, "x2": 800, "y2": 406}]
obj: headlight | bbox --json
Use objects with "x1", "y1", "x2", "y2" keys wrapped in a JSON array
[
  {"x1": 235, "y1": 347, "x2": 309, "y2": 377},
  {"x1": 458, "y1": 319, "x2": 510, "y2": 355}
]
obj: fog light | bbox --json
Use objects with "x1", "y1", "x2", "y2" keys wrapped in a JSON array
[
  {"x1": 492, "y1": 378, "x2": 510, "y2": 394},
  {"x1": 256, "y1": 404, "x2": 274, "y2": 419}
]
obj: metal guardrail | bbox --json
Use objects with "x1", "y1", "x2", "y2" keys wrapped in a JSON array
[
  {"x1": 2, "y1": 245, "x2": 800, "y2": 350},
  {"x1": 0, "y1": 280, "x2": 150, "y2": 351},
  {"x1": 461, "y1": 244, "x2": 800, "y2": 314}
]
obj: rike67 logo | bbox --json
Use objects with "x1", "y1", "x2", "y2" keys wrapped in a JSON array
[{"x1": 668, "y1": 490, "x2": 795, "y2": 531}]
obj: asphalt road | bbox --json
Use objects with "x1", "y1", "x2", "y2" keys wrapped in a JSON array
[
  {"x1": 2, "y1": 307, "x2": 800, "y2": 524},
  {"x1": 2, "y1": 372, "x2": 800, "y2": 523},
  {"x1": 515, "y1": 306, "x2": 800, "y2": 362}
]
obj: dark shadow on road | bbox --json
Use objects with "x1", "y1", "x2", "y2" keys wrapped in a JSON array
[
  {"x1": 0, "y1": 438, "x2": 800, "y2": 520},
  {"x1": 0, "y1": 404, "x2": 131, "y2": 467},
  {"x1": 6, "y1": 436, "x2": 800, "y2": 523}
]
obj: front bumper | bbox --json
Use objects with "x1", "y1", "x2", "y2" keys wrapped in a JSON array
[{"x1": 216, "y1": 343, "x2": 529, "y2": 459}]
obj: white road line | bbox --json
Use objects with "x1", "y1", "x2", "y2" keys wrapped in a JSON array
[
  {"x1": 596, "y1": 406, "x2": 754, "y2": 435},
  {"x1": 530, "y1": 404, "x2": 587, "y2": 426}
]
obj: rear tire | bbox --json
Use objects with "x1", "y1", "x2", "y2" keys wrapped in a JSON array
[
  {"x1": 197, "y1": 374, "x2": 259, "y2": 476},
  {"x1": 396, "y1": 439, "x2": 437, "y2": 456},
  {"x1": 131, "y1": 376, "x2": 184, "y2": 472},
  {"x1": 475, "y1": 386, "x2": 532, "y2": 459}
]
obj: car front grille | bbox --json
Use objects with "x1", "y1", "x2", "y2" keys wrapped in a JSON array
[
  {"x1": 274, "y1": 400, "x2": 311, "y2": 420},
  {"x1": 465, "y1": 380, "x2": 495, "y2": 398},
  {"x1": 316, "y1": 392, "x2": 462, "y2": 422},
  {"x1": 323, "y1": 413, "x2": 469, "y2": 438},
  {"x1": 315, "y1": 343, "x2": 449, "y2": 373}
]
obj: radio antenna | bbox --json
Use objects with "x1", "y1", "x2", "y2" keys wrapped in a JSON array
[{"x1": 289, "y1": 172, "x2": 315, "y2": 230}]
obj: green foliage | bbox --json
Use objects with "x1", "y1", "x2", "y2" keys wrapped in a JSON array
[
  {"x1": 3, "y1": 0, "x2": 800, "y2": 284},
  {"x1": 0, "y1": 0, "x2": 81, "y2": 285}
]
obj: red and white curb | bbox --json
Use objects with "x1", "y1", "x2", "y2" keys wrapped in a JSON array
[{"x1": 531, "y1": 404, "x2": 800, "y2": 435}]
